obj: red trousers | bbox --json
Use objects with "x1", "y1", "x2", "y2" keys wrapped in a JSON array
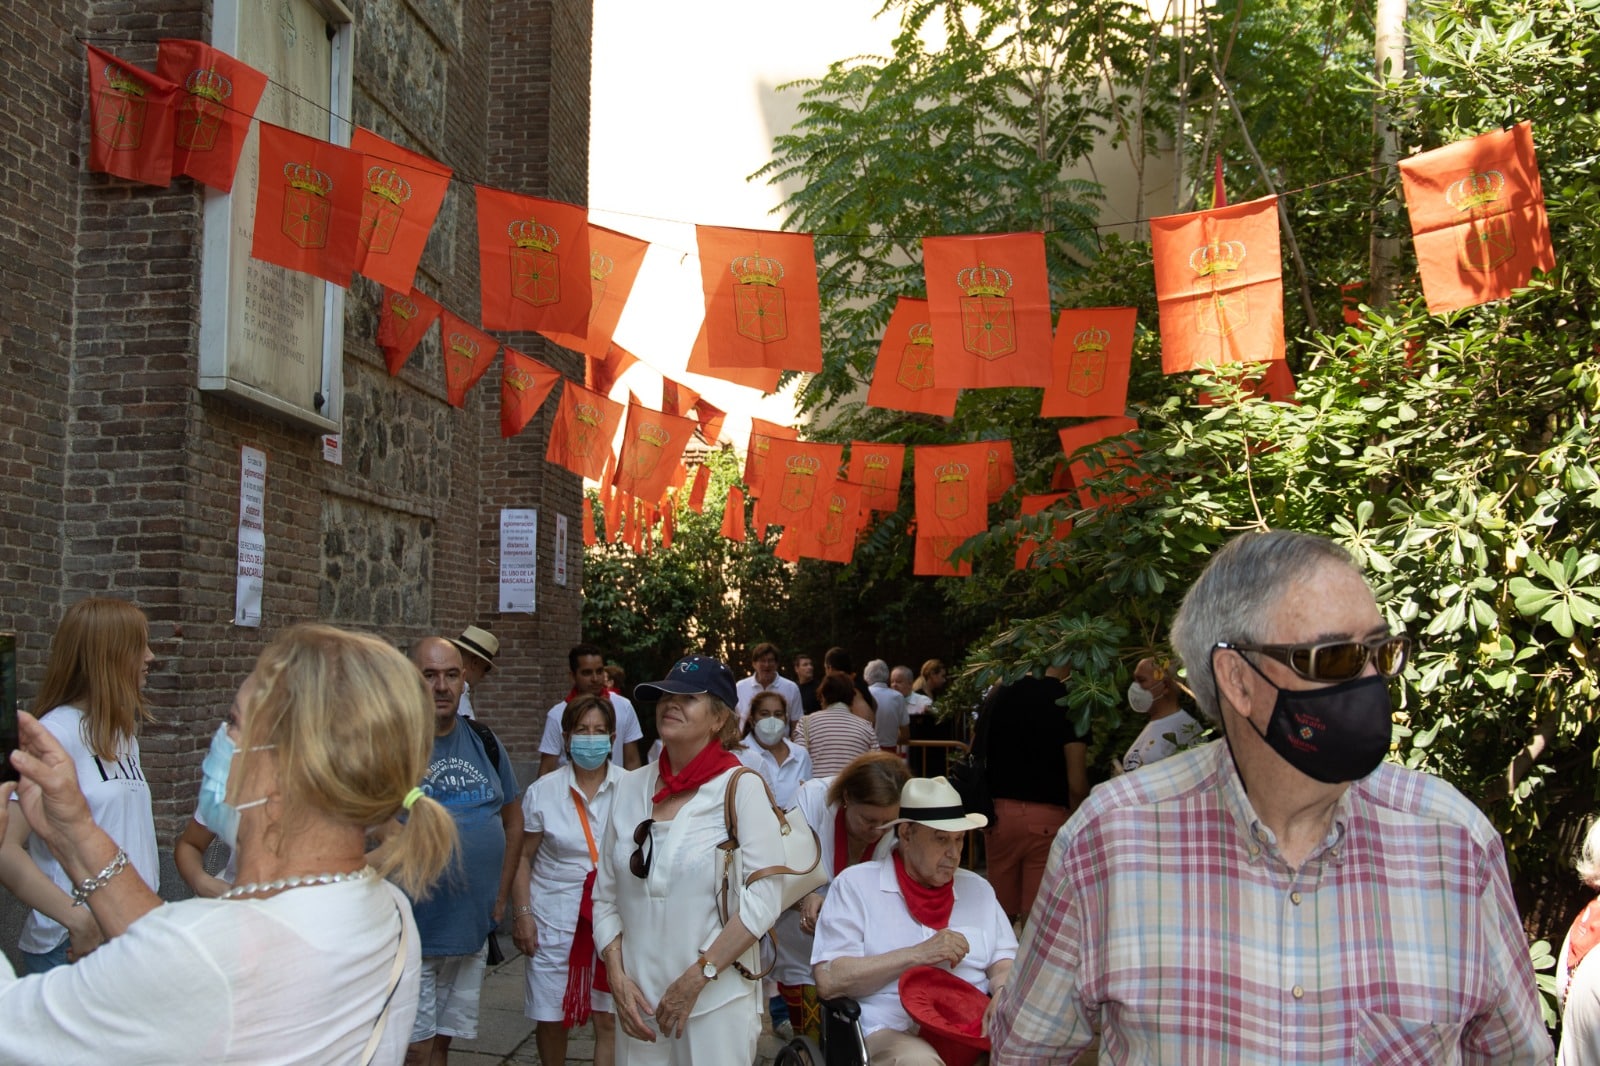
[{"x1": 985, "y1": 798, "x2": 1069, "y2": 920}]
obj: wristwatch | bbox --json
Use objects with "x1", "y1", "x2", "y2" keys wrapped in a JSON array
[{"x1": 697, "y1": 953, "x2": 718, "y2": 980}]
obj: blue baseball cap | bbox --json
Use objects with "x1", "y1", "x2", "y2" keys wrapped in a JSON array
[{"x1": 635, "y1": 655, "x2": 738, "y2": 709}]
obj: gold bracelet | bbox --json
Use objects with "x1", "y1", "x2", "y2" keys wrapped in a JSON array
[{"x1": 71, "y1": 848, "x2": 129, "y2": 907}]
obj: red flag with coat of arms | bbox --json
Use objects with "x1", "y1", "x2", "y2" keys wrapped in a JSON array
[
  {"x1": 755, "y1": 440, "x2": 843, "y2": 535},
  {"x1": 1042, "y1": 307, "x2": 1138, "y2": 418},
  {"x1": 745, "y1": 418, "x2": 799, "y2": 498},
  {"x1": 252, "y1": 123, "x2": 365, "y2": 286},
  {"x1": 350, "y1": 127, "x2": 453, "y2": 293},
  {"x1": 687, "y1": 322, "x2": 782, "y2": 392},
  {"x1": 688, "y1": 463, "x2": 711, "y2": 513},
  {"x1": 721, "y1": 486, "x2": 747, "y2": 543},
  {"x1": 866, "y1": 298, "x2": 960, "y2": 416},
  {"x1": 697, "y1": 225, "x2": 823, "y2": 373},
  {"x1": 377, "y1": 286, "x2": 442, "y2": 376},
  {"x1": 546, "y1": 380, "x2": 624, "y2": 481},
  {"x1": 475, "y1": 186, "x2": 591, "y2": 335},
  {"x1": 914, "y1": 443, "x2": 990, "y2": 540},
  {"x1": 922, "y1": 233, "x2": 1054, "y2": 389},
  {"x1": 1057, "y1": 417, "x2": 1138, "y2": 488},
  {"x1": 1151, "y1": 196, "x2": 1284, "y2": 374},
  {"x1": 544, "y1": 224, "x2": 651, "y2": 356},
  {"x1": 848, "y1": 443, "x2": 906, "y2": 514},
  {"x1": 86, "y1": 46, "x2": 179, "y2": 187},
  {"x1": 795, "y1": 481, "x2": 864, "y2": 564},
  {"x1": 983, "y1": 441, "x2": 1015, "y2": 504},
  {"x1": 438, "y1": 311, "x2": 500, "y2": 408},
  {"x1": 499, "y1": 345, "x2": 562, "y2": 438},
  {"x1": 155, "y1": 40, "x2": 267, "y2": 193},
  {"x1": 1399, "y1": 121, "x2": 1554, "y2": 314},
  {"x1": 612, "y1": 403, "x2": 697, "y2": 504}
]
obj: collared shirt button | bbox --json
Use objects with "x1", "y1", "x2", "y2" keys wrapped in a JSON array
[
  {"x1": 1292, "y1": 985, "x2": 1304, "y2": 999},
  {"x1": 1248, "y1": 844, "x2": 1260, "y2": 857},
  {"x1": 1290, "y1": 891, "x2": 1302, "y2": 905}
]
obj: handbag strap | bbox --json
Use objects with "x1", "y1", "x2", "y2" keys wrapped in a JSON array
[
  {"x1": 360, "y1": 902, "x2": 410, "y2": 1066},
  {"x1": 571, "y1": 786, "x2": 599, "y2": 866}
]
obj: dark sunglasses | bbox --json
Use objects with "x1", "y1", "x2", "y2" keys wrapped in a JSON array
[
  {"x1": 1216, "y1": 633, "x2": 1411, "y2": 683},
  {"x1": 629, "y1": 818, "x2": 655, "y2": 879}
]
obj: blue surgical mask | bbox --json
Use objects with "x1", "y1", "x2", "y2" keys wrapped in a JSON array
[
  {"x1": 196, "y1": 722, "x2": 271, "y2": 850},
  {"x1": 568, "y1": 734, "x2": 612, "y2": 771}
]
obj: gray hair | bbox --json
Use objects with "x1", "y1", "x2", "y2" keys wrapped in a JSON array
[
  {"x1": 863, "y1": 659, "x2": 890, "y2": 685},
  {"x1": 1169, "y1": 531, "x2": 1356, "y2": 723},
  {"x1": 1578, "y1": 818, "x2": 1600, "y2": 890},
  {"x1": 890, "y1": 664, "x2": 915, "y2": 684}
]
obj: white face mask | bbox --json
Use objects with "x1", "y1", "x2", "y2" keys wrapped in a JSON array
[
  {"x1": 752, "y1": 716, "x2": 788, "y2": 746},
  {"x1": 1127, "y1": 681, "x2": 1156, "y2": 715}
]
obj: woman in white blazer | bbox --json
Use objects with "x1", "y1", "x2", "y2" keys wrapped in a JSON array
[{"x1": 592, "y1": 656, "x2": 787, "y2": 1066}]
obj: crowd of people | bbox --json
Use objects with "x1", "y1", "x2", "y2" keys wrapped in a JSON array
[{"x1": 0, "y1": 527, "x2": 1591, "y2": 1063}]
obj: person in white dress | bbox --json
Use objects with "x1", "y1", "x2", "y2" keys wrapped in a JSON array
[
  {"x1": 512, "y1": 694, "x2": 623, "y2": 1066},
  {"x1": 0, "y1": 623, "x2": 459, "y2": 1064},
  {"x1": 592, "y1": 655, "x2": 788, "y2": 1066},
  {"x1": 0, "y1": 598, "x2": 157, "y2": 971},
  {"x1": 1559, "y1": 817, "x2": 1600, "y2": 1064},
  {"x1": 775, "y1": 752, "x2": 909, "y2": 1041},
  {"x1": 1119, "y1": 656, "x2": 1204, "y2": 773}
]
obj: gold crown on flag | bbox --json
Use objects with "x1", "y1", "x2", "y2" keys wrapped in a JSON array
[
  {"x1": 284, "y1": 161, "x2": 333, "y2": 197},
  {"x1": 936, "y1": 462, "x2": 969, "y2": 483},
  {"x1": 638, "y1": 423, "x2": 671, "y2": 448},
  {"x1": 828, "y1": 494, "x2": 847, "y2": 513},
  {"x1": 1189, "y1": 240, "x2": 1246, "y2": 277},
  {"x1": 574, "y1": 401, "x2": 602, "y2": 427},
  {"x1": 957, "y1": 261, "x2": 1013, "y2": 298},
  {"x1": 390, "y1": 293, "x2": 418, "y2": 319},
  {"x1": 1074, "y1": 328, "x2": 1110, "y2": 352},
  {"x1": 365, "y1": 166, "x2": 413, "y2": 205},
  {"x1": 184, "y1": 67, "x2": 233, "y2": 102},
  {"x1": 731, "y1": 253, "x2": 784, "y2": 287},
  {"x1": 504, "y1": 365, "x2": 536, "y2": 392},
  {"x1": 907, "y1": 322, "x2": 934, "y2": 345},
  {"x1": 786, "y1": 455, "x2": 820, "y2": 475},
  {"x1": 863, "y1": 453, "x2": 890, "y2": 471},
  {"x1": 1446, "y1": 169, "x2": 1506, "y2": 213},
  {"x1": 447, "y1": 332, "x2": 480, "y2": 361},
  {"x1": 590, "y1": 252, "x2": 614, "y2": 280},
  {"x1": 104, "y1": 64, "x2": 146, "y2": 96},
  {"x1": 509, "y1": 217, "x2": 559, "y2": 251}
]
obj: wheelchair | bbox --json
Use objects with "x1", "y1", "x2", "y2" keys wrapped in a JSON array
[{"x1": 773, "y1": 996, "x2": 868, "y2": 1066}]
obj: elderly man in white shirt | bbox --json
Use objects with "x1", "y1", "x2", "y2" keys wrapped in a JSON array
[
  {"x1": 865, "y1": 659, "x2": 908, "y2": 753},
  {"x1": 735, "y1": 641, "x2": 803, "y2": 730},
  {"x1": 811, "y1": 777, "x2": 1016, "y2": 1065}
]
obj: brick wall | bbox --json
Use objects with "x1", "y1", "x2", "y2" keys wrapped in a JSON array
[{"x1": 0, "y1": 0, "x2": 592, "y2": 960}]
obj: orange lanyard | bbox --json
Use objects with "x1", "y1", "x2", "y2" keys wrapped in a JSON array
[{"x1": 570, "y1": 786, "x2": 599, "y2": 866}]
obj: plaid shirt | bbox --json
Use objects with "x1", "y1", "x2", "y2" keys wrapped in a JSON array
[{"x1": 991, "y1": 741, "x2": 1552, "y2": 1065}]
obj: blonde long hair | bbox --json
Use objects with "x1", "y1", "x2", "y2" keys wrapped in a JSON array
[
  {"x1": 32, "y1": 598, "x2": 151, "y2": 761},
  {"x1": 236, "y1": 624, "x2": 458, "y2": 898}
]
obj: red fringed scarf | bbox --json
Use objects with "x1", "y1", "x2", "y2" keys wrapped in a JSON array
[
  {"x1": 562, "y1": 788, "x2": 610, "y2": 1027},
  {"x1": 833, "y1": 806, "x2": 876, "y2": 877},
  {"x1": 651, "y1": 738, "x2": 739, "y2": 804},
  {"x1": 1568, "y1": 898, "x2": 1600, "y2": 985},
  {"x1": 893, "y1": 850, "x2": 954, "y2": 929}
]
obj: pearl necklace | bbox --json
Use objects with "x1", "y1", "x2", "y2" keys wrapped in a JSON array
[{"x1": 221, "y1": 865, "x2": 376, "y2": 900}]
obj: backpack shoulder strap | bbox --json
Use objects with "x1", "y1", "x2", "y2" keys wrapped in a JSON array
[{"x1": 463, "y1": 717, "x2": 503, "y2": 773}]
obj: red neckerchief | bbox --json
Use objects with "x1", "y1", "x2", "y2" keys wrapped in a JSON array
[
  {"x1": 652, "y1": 739, "x2": 739, "y2": 803},
  {"x1": 893, "y1": 849, "x2": 954, "y2": 929},
  {"x1": 833, "y1": 806, "x2": 875, "y2": 877},
  {"x1": 1569, "y1": 898, "x2": 1600, "y2": 979}
]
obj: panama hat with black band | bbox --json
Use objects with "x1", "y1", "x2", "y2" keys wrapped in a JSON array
[{"x1": 881, "y1": 776, "x2": 989, "y2": 832}]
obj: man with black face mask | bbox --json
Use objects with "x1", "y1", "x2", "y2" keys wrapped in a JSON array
[{"x1": 992, "y1": 530, "x2": 1550, "y2": 1065}]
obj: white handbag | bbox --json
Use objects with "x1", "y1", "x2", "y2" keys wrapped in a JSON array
[{"x1": 716, "y1": 767, "x2": 829, "y2": 979}]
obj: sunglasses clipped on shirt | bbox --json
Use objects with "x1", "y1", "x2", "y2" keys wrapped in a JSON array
[
  {"x1": 1215, "y1": 633, "x2": 1411, "y2": 683},
  {"x1": 629, "y1": 818, "x2": 654, "y2": 878}
]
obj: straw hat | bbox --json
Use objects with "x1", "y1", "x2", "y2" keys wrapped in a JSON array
[
  {"x1": 451, "y1": 625, "x2": 499, "y2": 670},
  {"x1": 882, "y1": 776, "x2": 988, "y2": 832}
]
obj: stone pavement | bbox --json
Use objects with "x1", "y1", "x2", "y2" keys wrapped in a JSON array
[{"x1": 447, "y1": 942, "x2": 787, "y2": 1065}]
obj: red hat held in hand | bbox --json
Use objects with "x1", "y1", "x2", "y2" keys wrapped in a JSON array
[{"x1": 899, "y1": 965, "x2": 992, "y2": 1066}]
